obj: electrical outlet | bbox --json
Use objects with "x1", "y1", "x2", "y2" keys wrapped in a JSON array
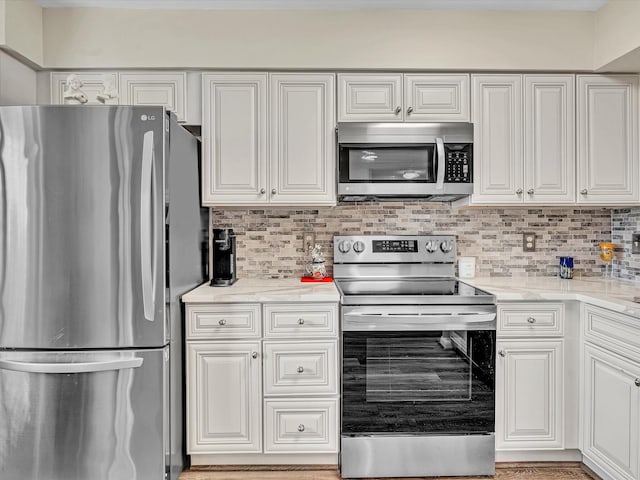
[
  {"x1": 523, "y1": 232, "x2": 536, "y2": 252},
  {"x1": 633, "y1": 232, "x2": 640, "y2": 254},
  {"x1": 303, "y1": 232, "x2": 315, "y2": 255}
]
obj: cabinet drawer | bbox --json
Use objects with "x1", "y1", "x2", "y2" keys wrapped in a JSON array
[
  {"x1": 583, "y1": 304, "x2": 640, "y2": 358},
  {"x1": 263, "y1": 341, "x2": 337, "y2": 396},
  {"x1": 498, "y1": 303, "x2": 564, "y2": 337},
  {"x1": 263, "y1": 304, "x2": 337, "y2": 338},
  {"x1": 186, "y1": 304, "x2": 261, "y2": 339},
  {"x1": 264, "y1": 399, "x2": 338, "y2": 453}
]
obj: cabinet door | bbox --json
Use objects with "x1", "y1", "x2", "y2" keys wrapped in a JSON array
[
  {"x1": 202, "y1": 73, "x2": 268, "y2": 205},
  {"x1": 471, "y1": 75, "x2": 523, "y2": 203},
  {"x1": 524, "y1": 75, "x2": 575, "y2": 204},
  {"x1": 404, "y1": 74, "x2": 470, "y2": 122},
  {"x1": 582, "y1": 344, "x2": 640, "y2": 480},
  {"x1": 338, "y1": 73, "x2": 403, "y2": 122},
  {"x1": 496, "y1": 339, "x2": 564, "y2": 450},
  {"x1": 577, "y1": 75, "x2": 639, "y2": 204},
  {"x1": 119, "y1": 72, "x2": 187, "y2": 122},
  {"x1": 51, "y1": 72, "x2": 119, "y2": 105},
  {"x1": 269, "y1": 73, "x2": 336, "y2": 205},
  {"x1": 187, "y1": 342, "x2": 262, "y2": 453}
]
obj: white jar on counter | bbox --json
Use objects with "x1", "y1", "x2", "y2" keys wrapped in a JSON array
[{"x1": 458, "y1": 256, "x2": 476, "y2": 278}]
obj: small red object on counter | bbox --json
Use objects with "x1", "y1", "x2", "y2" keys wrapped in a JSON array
[{"x1": 300, "y1": 276, "x2": 333, "y2": 282}]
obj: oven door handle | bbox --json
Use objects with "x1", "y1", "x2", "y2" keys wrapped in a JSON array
[{"x1": 342, "y1": 312, "x2": 496, "y2": 331}]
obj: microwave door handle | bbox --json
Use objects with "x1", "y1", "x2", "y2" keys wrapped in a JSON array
[{"x1": 435, "y1": 137, "x2": 445, "y2": 190}]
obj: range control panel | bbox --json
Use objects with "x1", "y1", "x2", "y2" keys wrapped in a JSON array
[
  {"x1": 445, "y1": 144, "x2": 472, "y2": 183},
  {"x1": 334, "y1": 235, "x2": 456, "y2": 264}
]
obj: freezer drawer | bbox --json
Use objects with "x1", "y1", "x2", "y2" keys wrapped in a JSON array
[{"x1": 0, "y1": 348, "x2": 168, "y2": 480}]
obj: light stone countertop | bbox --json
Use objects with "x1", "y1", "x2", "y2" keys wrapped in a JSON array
[
  {"x1": 182, "y1": 278, "x2": 340, "y2": 303},
  {"x1": 462, "y1": 276, "x2": 640, "y2": 319}
]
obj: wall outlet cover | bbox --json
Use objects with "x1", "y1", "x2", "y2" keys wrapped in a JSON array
[
  {"x1": 523, "y1": 232, "x2": 536, "y2": 252},
  {"x1": 632, "y1": 232, "x2": 640, "y2": 254}
]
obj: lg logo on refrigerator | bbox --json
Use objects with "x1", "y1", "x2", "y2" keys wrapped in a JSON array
[{"x1": 140, "y1": 114, "x2": 156, "y2": 121}]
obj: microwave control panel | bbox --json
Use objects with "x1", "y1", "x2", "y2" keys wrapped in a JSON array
[{"x1": 445, "y1": 144, "x2": 472, "y2": 183}]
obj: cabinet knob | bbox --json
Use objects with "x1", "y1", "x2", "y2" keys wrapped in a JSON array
[
  {"x1": 635, "y1": 378, "x2": 640, "y2": 387},
  {"x1": 527, "y1": 189, "x2": 535, "y2": 195},
  {"x1": 527, "y1": 317, "x2": 536, "y2": 324},
  {"x1": 298, "y1": 424, "x2": 305, "y2": 432},
  {"x1": 271, "y1": 188, "x2": 277, "y2": 195},
  {"x1": 395, "y1": 106, "x2": 401, "y2": 115},
  {"x1": 407, "y1": 106, "x2": 414, "y2": 115},
  {"x1": 297, "y1": 366, "x2": 304, "y2": 373},
  {"x1": 516, "y1": 188, "x2": 523, "y2": 195},
  {"x1": 218, "y1": 319, "x2": 226, "y2": 326},
  {"x1": 298, "y1": 318, "x2": 305, "y2": 325},
  {"x1": 498, "y1": 349, "x2": 506, "y2": 357},
  {"x1": 260, "y1": 188, "x2": 266, "y2": 194},
  {"x1": 580, "y1": 189, "x2": 588, "y2": 195},
  {"x1": 252, "y1": 352, "x2": 258, "y2": 359}
]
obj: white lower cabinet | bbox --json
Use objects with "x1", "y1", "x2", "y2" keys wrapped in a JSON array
[
  {"x1": 185, "y1": 301, "x2": 339, "y2": 463},
  {"x1": 496, "y1": 303, "x2": 568, "y2": 455},
  {"x1": 187, "y1": 341, "x2": 262, "y2": 453},
  {"x1": 581, "y1": 304, "x2": 640, "y2": 480},
  {"x1": 496, "y1": 339, "x2": 564, "y2": 450}
]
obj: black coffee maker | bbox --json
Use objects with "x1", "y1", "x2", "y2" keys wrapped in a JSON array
[{"x1": 210, "y1": 228, "x2": 237, "y2": 286}]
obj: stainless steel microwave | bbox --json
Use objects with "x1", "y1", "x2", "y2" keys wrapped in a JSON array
[{"x1": 337, "y1": 122, "x2": 474, "y2": 202}]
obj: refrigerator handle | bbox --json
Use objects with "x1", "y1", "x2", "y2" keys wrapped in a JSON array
[
  {"x1": 141, "y1": 130, "x2": 155, "y2": 322},
  {"x1": 0, "y1": 358, "x2": 144, "y2": 374}
]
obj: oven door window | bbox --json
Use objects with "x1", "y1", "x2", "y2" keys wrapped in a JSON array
[
  {"x1": 338, "y1": 145, "x2": 435, "y2": 183},
  {"x1": 342, "y1": 331, "x2": 495, "y2": 435}
]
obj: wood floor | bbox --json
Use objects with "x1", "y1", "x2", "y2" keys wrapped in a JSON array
[{"x1": 180, "y1": 462, "x2": 600, "y2": 480}]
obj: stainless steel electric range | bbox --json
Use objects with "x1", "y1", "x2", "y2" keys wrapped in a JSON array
[{"x1": 333, "y1": 235, "x2": 497, "y2": 479}]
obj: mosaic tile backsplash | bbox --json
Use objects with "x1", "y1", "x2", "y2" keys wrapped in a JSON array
[
  {"x1": 211, "y1": 203, "x2": 614, "y2": 279},
  {"x1": 612, "y1": 207, "x2": 640, "y2": 281}
]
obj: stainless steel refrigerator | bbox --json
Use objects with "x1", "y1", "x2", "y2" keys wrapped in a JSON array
[{"x1": 0, "y1": 106, "x2": 208, "y2": 480}]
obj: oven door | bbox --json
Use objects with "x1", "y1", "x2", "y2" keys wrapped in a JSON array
[{"x1": 341, "y1": 305, "x2": 496, "y2": 437}]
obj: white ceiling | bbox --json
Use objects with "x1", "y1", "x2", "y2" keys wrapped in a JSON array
[{"x1": 35, "y1": 0, "x2": 609, "y2": 11}]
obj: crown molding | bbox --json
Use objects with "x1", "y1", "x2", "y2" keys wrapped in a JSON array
[{"x1": 35, "y1": 0, "x2": 609, "y2": 11}]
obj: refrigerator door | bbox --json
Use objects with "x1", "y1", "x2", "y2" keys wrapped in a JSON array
[
  {"x1": 0, "y1": 106, "x2": 165, "y2": 349},
  {"x1": 0, "y1": 347, "x2": 168, "y2": 480}
]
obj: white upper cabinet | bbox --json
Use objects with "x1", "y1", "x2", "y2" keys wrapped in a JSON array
[
  {"x1": 269, "y1": 73, "x2": 336, "y2": 205},
  {"x1": 338, "y1": 73, "x2": 470, "y2": 123},
  {"x1": 338, "y1": 74, "x2": 403, "y2": 122},
  {"x1": 202, "y1": 72, "x2": 336, "y2": 206},
  {"x1": 404, "y1": 74, "x2": 470, "y2": 122},
  {"x1": 202, "y1": 73, "x2": 268, "y2": 205},
  {"x1": 524, "y1": 75, "x2": 575, "y2": 204},
  {"x1": 51, "y1": 72, "x2": 119, "y2": 105},
  {"x1": 469, "y1": 74, "x2": 576, "y2": 206},
  {"x1": 119, "y1": 72, "x2": 187, "y2": 122},
  {"x1": 471, "y1": 75, "x2": 523, "y2": 203},
  {"x1": 577, "y1": 75, "x2": 639, "y2": 204}
]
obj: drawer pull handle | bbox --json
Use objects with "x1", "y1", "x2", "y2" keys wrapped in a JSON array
[
  {"x1": 218, "y1": 319, "x2": 226, "y2": 326},
  {"x1": 635, "y1": 378, "x2": 640, "y2": 387},
  {"x1": 527, "y1": 317, "x2": 536, "y2": 324},
  {"x1": 498, "y1": 350, "x2": 506, "y2": 357},
  {"x1": 297, "y1": 366, "x2": 304, "y2": 373},
  {"x1": 252, "y1": 352, "x2": 258, "y2": 359},
  {"x1": 298, "y1": 318, "x2": 305, "y2": 325},
  {"x1": 298, "y1": 424, "x2": 305, "y2": 432}
]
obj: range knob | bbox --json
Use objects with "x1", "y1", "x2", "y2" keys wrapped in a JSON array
[
  {"x1": 338, "y1": 240, "x2": 352, "y2": 253},
  {"x1": 440, "y1": 241, "x2": 454, "y2": 253},
  {"x1": 425, "y1": 240, "x2": 438, "y2": 253},
  {"x1": 353, "y1": 241, "x2": 366, "y2": 253}
]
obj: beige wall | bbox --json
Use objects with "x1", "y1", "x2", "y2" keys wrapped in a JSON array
[
  {"x1": 0, "y1": 49, "x2": 36, "y2": 104},
  {"x1": 594, "y1": 0, "x2": 640, "y2": 71},
  {"x1": 42, "y1": 8, "x2": 595, "y2": 70},
  {"x1": 0, "y1": 0, "x2": 43, "y2": 66}
]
